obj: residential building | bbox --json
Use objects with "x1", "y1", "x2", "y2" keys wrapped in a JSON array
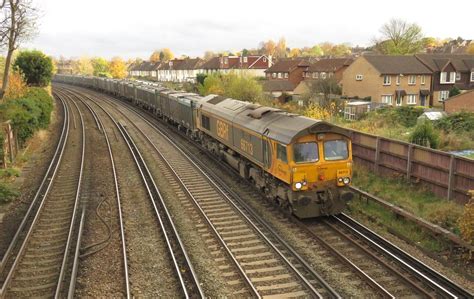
[
  {"x1": 303, "y1": 58, "x2": 353, "y2": 83},
  {"x1": 200, "y1": 55, "x2": 272, "y2": 77},
  {"x1": 342, "y1": 55, "x2": 432, "y2": 107},
  {"x1": 174, "y1": 58, "x2": 204, "y2": 83},
  {"x1": 443, "y1": 90, "x2": 474, "y2": 113},
  {"x1": 56, "y1": 59, "x2": 74, "y2": 74},
  {"x1": 157, "y1": 59, "x2": 184, "y2": 82},
  {"x1": 415, "y1": 54, "x2": 474, "y2": 106},
  {"x1": 263, "y1": 58, "x2": 310, "y2": 99}
]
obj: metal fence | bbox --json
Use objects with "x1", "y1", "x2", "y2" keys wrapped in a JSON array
[{"x1": 349, "y1": 130, "x2": 474, "y2": 205}]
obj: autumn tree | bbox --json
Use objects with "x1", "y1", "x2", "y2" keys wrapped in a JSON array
[
  {"x1": 203, "y1": 51, "x2": 216, "y2": 60},
  {"x1": 260, "y1": 39, "x2": 276, "y2": 56},
  {"x1": 289, "y1": 48, "x2": 301, "y2": 57},
  {"x1": 301, "y1": 45, "x2": 323, "y2": 57},
  {"x1": 375, "y1": 18, "x2": 424, "y2": 55},
  {"x1": 466, "y1": 43, "x2": 474, "y2": 54},
  {"x1": 330, "y1": 43, "x2": 351, "y2": 56},
  {"x1": 109, "y1": 57, "x2": 127, "y2": 79},
  {"x1": 159, "y1": 48, "x2": 174, "y2": 61},
  {"x1": 275, "y1": 37, "x2": 288, "y2": 58},
  {"x1": 149, "y1": 50, "x2": 161, "y2": 62},
  {"x1": 72, "y1": 56, "x2": 93, "y2": 75},
  {"x1": 303, "y1": 78, "x2": 341, "y2": 108},
  {"x1": 0, "y1": 0, "x2": 38, "y2": 99},
  {"x1": 91, "y1": 57, "x2": 110, "y2": 77}
]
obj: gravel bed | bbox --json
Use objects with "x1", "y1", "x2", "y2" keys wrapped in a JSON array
[
  {"x1": 72, "y1": 97, "x2": 125, "y2": 297},
  {"x1": 90, "y1": 98, "x2": 182, "y2": 297}
]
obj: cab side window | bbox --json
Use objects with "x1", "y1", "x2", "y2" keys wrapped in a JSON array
[{"x1": 276, "y1": 143, "x2": 288, "y2": 163}]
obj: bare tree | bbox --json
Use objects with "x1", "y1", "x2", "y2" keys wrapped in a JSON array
[
  {"x1": 375, "y1": 19, "x2": 424, "y2": 55},
  {"x1": 0, "y1": 0, "x2": 38, "y2": 99}
]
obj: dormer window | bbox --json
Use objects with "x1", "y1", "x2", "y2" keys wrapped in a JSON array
[
  {"x1": 263, "y1": 57, "x2": 267, "y2": 62},
  {"x1": 440, "y1": 72, "x2": 456, "y2": 84}
]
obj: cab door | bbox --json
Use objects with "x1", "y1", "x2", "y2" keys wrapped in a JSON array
[{"x1": 272, "y1": 142, "x2": 291, "y2": 184}]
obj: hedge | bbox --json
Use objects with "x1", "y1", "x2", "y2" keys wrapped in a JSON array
[{"x1": 0, "y1": 87, "x2": 53, "y2": 147}]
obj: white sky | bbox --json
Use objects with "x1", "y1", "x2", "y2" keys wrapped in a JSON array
[{"x1": 24, "y1": 0, "x2": 474, "y2": 59}]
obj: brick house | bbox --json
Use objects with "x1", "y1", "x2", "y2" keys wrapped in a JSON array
[
  {"x1": 174, "y1": 58, "x2": 204, "y2": 83},
  {"x1": 263, "y1": 58, "x2": 310, "y2": 98},
  {"x1": 415, "y1": 54, "x2": 474, "y2": 106},
  {"x1": 303, "y1": 58, "x2": 353, "y2": 83},
  {"x1": 342, "y1": 55, "x2": 432, "y2": 107},
  {"x1": 443, "y1": 90, "x2": 474, "y2": 113}
]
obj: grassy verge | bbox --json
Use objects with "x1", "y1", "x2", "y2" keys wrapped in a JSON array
[{"x1": 351, "y1": 164, "x2": 464, "y2": 234}]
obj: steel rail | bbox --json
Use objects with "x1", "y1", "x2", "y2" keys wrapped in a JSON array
[
  {"x1": 0, "y1": 94, "x2": 70, "y2": 297},
  {"x1": 117, "y1": 123, "x2": 204, "y2": 298},
  {"x1": 58, "y1": 87, "x2": 131, "y2": 299},
  {"x1": 63, "y1": 87, "x2": 203, "y2": 298},
  {"x1": 335, "y1": 213, "x2": 473, "y2": 299},
  {"x1": 0, "y1": 94, "x2": 68, "y2": 274}
]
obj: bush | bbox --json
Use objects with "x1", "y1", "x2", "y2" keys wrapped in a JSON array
[
  {"x1": 449, "y1": 86, "x2": 461, "y2": 97},
  {"x1": 435, "y1": 112, "x2": 474, "y2": 133},
  {"x1": 0, "y1": 182, "x2": 17, "y2": 204},
  {"x1": 198, "y1": 72, "x2": 264, "y2": 103},
  {"x1": 13, "y1": 50, "x2": 53, "y2": 86},
  {"x1": 458, "y1": 198, "x2": 474, "y2": 245},
  {"x1": 409, "y1": 120, "x2": 440, "y2": 148},
  {"x1": 1, "y1": 87, "x2": 53, "y2": 146}
]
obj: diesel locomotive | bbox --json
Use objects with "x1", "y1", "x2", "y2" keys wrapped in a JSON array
[{"x1": 54, "y1": 75, "x2": 353, "y2": 218}]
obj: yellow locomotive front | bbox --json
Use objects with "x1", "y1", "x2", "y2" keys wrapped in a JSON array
[{"x1": 269, "y1": 131, "x2": 353, "y2": 218}]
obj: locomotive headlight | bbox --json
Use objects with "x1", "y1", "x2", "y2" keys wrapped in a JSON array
[
  {"x1": 343, "y1": 177, "x2": 351, "y2": 185},
  {"x1": 295, "y1": 182, "x2": 303, "y2": 190},
  {"x1": 338, "y1": 177, "x2": 343, "y2": 183}
]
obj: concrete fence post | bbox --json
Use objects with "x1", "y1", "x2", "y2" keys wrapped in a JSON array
[
  {"x1": 374, "y1": 137, "x2": 381, "y2": 173},
  {"x1": 406, "y1": 144, "x2": 413, "y2": 180},
  {"x1": 447, "y1": 155, "x2": 456, "y2": 201}
]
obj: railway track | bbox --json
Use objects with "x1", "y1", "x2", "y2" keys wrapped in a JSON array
[
  {"x1": 65, "y1": 85, "x2": 341, "y2": 298},
  {"x1": 0, "y1": 91, "x2": 84, "y2": 298},
  {"x1": 59, "y1": 86, "x2": 203, "y2": 297},
  {"x1": 60, "y1": 88, "x2": 131, "y2": 298}
]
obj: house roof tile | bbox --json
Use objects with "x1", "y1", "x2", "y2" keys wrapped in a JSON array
[{"x1": 364, "y1": 55, "x2": 432, "y2": 75}]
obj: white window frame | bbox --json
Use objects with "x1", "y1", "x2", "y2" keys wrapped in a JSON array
[
  {"x1": 440, "y1": 72, "x2": 455, "y2": 84},
  {"x1": 396, "y1": 75, "x2": 400, "y2": 85},
  {"x1": 455, "y1": 72, "x2": 461, "y2": 81},
  {"x1": 263, "y1": 57, "x2": 267, "y2": 62},
  {"x1": 439, "y1": 90, "x2": 449, "y2": 102},
  {"x1": 272, "y1": 73, "x2": 276, "y2": 78},
  {"x1": 407, "y1": 94, "x2": 417, "y2": 105},
  {"x1": 355, "y1": 74, "x2": 363, "y2": 81},
  {"x1": 383, "y1": 75, "x2": 391, "y2": 85},
  {"x1": 471, "y1": 71, "x2": 474, "y2": 82},
  {"x1": 421, "y1": 75, "x2": 425, "y2": 85},
  {"x1": 321, "y1": 72, "x2": 327, "y2": 79},
  {"x1": 284, "y1": 73, "x2": 288, "y2": 79},
  {"x1": 314, "y1": 73, "x2": 319, "y2": 79},
  {"x1": 243, "y1": 56, "x2": 248, "y2": 63},
  {"x1": 408, "y1": 75, "x2": 416, "y2": 85},
  {"x1": 277, "y1": 73, "x2": 282, "y2": 78},
  {"x1": 381, "y1": 95, "x2": 393, "y2": 105}
]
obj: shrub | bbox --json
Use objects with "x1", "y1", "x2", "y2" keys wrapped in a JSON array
[
  {"x1": 435, "y1": 112, "x2": 474, "y2": 133},
  {"x1": 1, "y1": 87, "x2": 53, "y2": 146},
  {"x1": 458, "y1": 198, "x2": 474, "y2": 245},
  {"x1": 0, "y1": 182, "x2": 17, "y2": 204},
  {"x1": 409, "y1": 120, "x2": 440, "y2": 148},
  {"x1": 449, "y1": 86, "x2": 461, "y2": 97},
  {"x1": 13, "y1": 50, "x2": 53, "y2": 86}
]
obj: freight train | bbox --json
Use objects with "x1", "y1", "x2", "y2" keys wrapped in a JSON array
[{"x1": 54, "y1": 75, "x2": 353, "y2": 218}]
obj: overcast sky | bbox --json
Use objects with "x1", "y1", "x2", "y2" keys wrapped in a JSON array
[{"x1": 24, "y1": 0, "x2": 474, "y2": 59}]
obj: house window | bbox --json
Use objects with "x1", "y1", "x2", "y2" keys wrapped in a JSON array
[
  {"x1": 440, "y1": 72, "x2": 455, "y2": 84},
  {"x1": 243, "y1": 57, "x2": 248, "y2": 63},
  {"x1": 396, "y1": 75, "x2": 400, "y2": 85},
  {"x1": 355, "y1": 74, "x2": 363, "y2": 81},
  {"x1": 276, "y1": 143, "x2": 288, "y2": 163},
  {"x1": 421, "y1": 75, "x2": 425, "y2": 85},
  {"x1": 471, "y1": 71, "x2": 474, "y2": 82},
  {"x1": 313, "y1": 73, "x2": 318, "y2": 79},
  {"x1": 408, "y1": 75, "x2": 416, "y2": 85},
  {"x1": 224, "y1": 57, "x2": 228, "y2": 64},
  {"x1": 456, "y1": 72, "x2": 461, "y2": 81},
  {"x1": 383, "y1": 75, "x2": 391, "y2": 85},
  {"x1": 439, "y1": 90, "x2": 450, "y2": 101},
  {"x1": 284, "y1": 73, "x2": 288, "y2": 79},
  {"x1": 381, "y1": 95, "x2": 393, "y2": 105},
  {"x1": 263, "y1": 57, "x2": 267, "y2": 62},
  {"x1": 272, "y1": 73, "x2": 276, "y2": 78},
  {"x1": 278, "y1": 73, "x2": 282, "y2": 78},
  {"x1": 328, "y1": 72, "x2": 333, "y2": 78},
  {"x1": 321, "y1": 72, "x2": 327, "y2": 79},
  {"x1": 407, "y1": 94, "x2": 417, "y2": 105}
]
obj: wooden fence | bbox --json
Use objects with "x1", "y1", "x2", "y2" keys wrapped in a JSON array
[
  {"x1": 1, "y1": 121, "x2": 17, "y2": 168},
  {"x1": 350, "y1": 130, "x2": 474, "y2": 205}
]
